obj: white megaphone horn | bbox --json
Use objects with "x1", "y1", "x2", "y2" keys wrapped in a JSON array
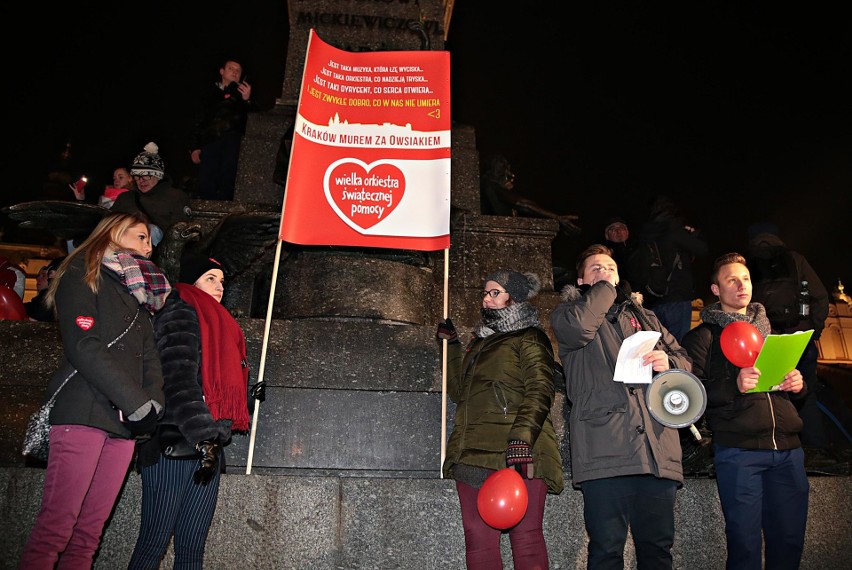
[{"x1": 645, "y1": 369, "x2": 707, "y2": 441}]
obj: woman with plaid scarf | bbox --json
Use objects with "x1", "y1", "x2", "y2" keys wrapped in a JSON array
[{"x1": 18, "y1": 212, "x2": 168, "y2": 569}]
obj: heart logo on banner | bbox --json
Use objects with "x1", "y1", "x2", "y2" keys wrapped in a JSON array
[
  {"x1": 75, "y1": 316, "x2": 94, "y2": 330},
  {"x1": 325, "y1": 159, "x2": 406, "y2": 232}
]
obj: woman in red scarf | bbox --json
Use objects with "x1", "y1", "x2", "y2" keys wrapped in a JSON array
[{"x1": 129, "y1": 254, "x2": 249, "y2": 569}]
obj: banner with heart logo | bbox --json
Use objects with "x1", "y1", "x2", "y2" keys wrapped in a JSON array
[{"x1": 279, "y1": 30, "x2": 451, "y2": 251}]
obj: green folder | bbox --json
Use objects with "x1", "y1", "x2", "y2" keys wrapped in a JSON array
[{"x1": 748, "y1": 330, "x2": 814, "y2": 393}]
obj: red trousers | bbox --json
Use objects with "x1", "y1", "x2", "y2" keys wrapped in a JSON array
[{"x1": 456, "y1": 477, "x2": 550, "y2": 570}]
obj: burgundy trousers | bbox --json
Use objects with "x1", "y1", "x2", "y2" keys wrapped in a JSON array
[
  {"x1": 456, "y1": 477, "x2": 550, "y2": 570},
  {"x1": 18, "y1": 425, "x2": 135, "y2": 570}
]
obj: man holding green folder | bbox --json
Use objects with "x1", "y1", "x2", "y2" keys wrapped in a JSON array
[{"x1": 681, "y1": 252, "x2": 809, "y2": 570}]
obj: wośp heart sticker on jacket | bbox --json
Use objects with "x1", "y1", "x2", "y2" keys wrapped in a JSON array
[
  {"x1": 325, "y1": 159, "x2": 405, "y2": 233},
  {"x1": 75, "y1": 316, "x2": 94, "y2": 330}
]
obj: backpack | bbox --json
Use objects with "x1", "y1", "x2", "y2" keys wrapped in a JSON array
[
  {"x1": 628, "y1": 241, "x2": 681, "y2": 298},
  {"x1": 750, "y1": 249, "x2": 800, "y2": 329}
]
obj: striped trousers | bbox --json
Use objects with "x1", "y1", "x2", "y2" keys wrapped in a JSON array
[{"x1": 128, "y1": 454, "x2": 221, "y2": 570}]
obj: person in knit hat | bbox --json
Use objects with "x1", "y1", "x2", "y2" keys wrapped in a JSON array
[
  {"x1": 111, "y1": 142, "x2": 191, "y2": 246},
  {"x1": 436, "y1": 267, "x2": 563, "y2": 568},
  {"x1": 129, "y1": 251, "x2": 262, "y2": 568}
]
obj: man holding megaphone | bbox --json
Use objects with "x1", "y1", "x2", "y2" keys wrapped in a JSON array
[
  {"x1": 681, "y1": 253, "x2": 808, "y2": 570},
  {"x1": 551, "y1": 243, "x2": 693, "y2": 570}
]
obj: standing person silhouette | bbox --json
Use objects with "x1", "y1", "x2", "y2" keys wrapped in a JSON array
[
  {"x1": 630, "y1": 195, "x2": 708, "y2": 342},
  {"x1": 189, "y1": 57, "x2": 253, "y2": 201},
  {"x1": 747, "y1": 222, "x2": 834, "y2": 468}
]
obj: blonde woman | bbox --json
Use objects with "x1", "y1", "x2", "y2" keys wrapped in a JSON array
[{"x1": 18, "y1": 211, "x2": 169, "y2": 569}]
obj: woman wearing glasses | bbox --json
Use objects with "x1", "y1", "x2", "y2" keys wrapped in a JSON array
[{"x1": 437, "y1": 269, "x2": 563, "y2": 569}]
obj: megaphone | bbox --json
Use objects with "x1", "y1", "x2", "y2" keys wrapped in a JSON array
[{"x1": 646, "y1": 369, "x2": 707, "y2": 440}]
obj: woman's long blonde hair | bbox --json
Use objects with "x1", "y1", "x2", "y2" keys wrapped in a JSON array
[{"x1": 44, "y1": 211, "x2": 151, "y2": 310}]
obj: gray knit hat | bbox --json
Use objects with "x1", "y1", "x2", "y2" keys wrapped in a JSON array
[
  {"x1": 483, "y1": 269, "x2": 541, "y2": 302},
  {"x1": 130, "y1": 142, "x2": 165, "y2": 179}
]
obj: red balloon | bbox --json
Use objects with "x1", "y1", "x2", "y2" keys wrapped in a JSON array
[
  {"x1": 477, "y1": 468, "x2": 529, "y2": 529},
  {"x1": 720, "y1": 321, "x2": 764, "y2": 367},
  {"x1": 0, "y1": 285, "x2": 27, "y2": 321}
]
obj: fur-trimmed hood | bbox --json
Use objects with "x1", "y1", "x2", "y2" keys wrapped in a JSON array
[{"x1": 559, "y1": 283, "x2": 644, "y2": 306}]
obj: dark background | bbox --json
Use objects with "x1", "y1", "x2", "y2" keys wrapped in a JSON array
[{"x1": 6, "y1": 2, "x2": 850, "y2": 300}]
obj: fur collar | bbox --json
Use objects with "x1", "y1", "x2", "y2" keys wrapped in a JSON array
[{"x1": 559, "y1": 283, "x2": 644, "y2": 306}]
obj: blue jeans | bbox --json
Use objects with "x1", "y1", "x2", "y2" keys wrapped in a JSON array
[
  {"x1": 714, "y1": 445, "x2": 809, "y2": 570},
  {"x1": 581, "y1": 475, "x2": 678, "y2": 570}
]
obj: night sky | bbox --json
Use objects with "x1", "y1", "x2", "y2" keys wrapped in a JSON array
[{"x1": 7, "y1": 2, "x2": 851, "y2": 299}]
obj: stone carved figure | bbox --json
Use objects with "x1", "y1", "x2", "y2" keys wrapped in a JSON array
[{"x1": 480, "y1": 154, "x2": 581, "y2": 236}]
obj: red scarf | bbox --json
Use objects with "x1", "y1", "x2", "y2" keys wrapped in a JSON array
[{"x1": 175, "y1": 283, "x2": 250, "y2": 431}]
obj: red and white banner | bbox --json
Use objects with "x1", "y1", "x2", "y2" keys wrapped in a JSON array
[{"x1": 279, "y1": 29, "x2": 451, "y2": 251}]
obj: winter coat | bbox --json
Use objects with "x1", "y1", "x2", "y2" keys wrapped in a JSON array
[
  {"x1": 190, "y1": 82, "x2": 251, "y2": 150},
  {"x1": 111, "y1": 177, "x2": 190, "y2": 233},
  {"x1": 442, "y1": 327, "x2": 564, "y2": 495},
  {"x1": 681, "y1": 322, "x2": 806, "y2": 450},
  {"x1": 631, "y1": 217, "x2": 708, "y2": 306},
  {"x1": 747, "y1": 232, "x2": 829, "y2": 339},
  {"x1": 550, "y1": 281, "x2": 691, "y2": 487},
  {"x1": 47, "y1": 255, "x2": 164, "y2": 437},
  {"x1": 136, "y1": 292, "x2": 235, "y2": 468}
]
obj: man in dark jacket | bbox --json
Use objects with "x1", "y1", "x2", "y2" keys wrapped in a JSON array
[
  {"x1": 747, "y1": 222, "x2": 831, "y2": 458},
  {"x1": 629, "y1": 195, "x2": 708, "y2": 342},
  {"x1": 189, "y1": 57, "x2": 253, "y2": 201},
  {"x1": 682, "y1": 252, "x2": 809, "y2": 570},
  {"x1": 551, "y1": 243, "x2": 692, "y2": 570}
]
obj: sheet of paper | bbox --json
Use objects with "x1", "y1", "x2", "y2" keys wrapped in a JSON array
[
  {"x1": 613, "y1": 331, "x2": 661, "y2": 384},
  {"x1": 749, "y1": 329, "x2": 814, "y2": 393}
]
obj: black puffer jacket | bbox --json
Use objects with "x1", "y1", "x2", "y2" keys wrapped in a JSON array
[
  {"x1": 136, "y1": 292, "x2": 233, "y2": 467},
  {"x1": 682, "y1": 322, "x2": 806, "y2": 450}
]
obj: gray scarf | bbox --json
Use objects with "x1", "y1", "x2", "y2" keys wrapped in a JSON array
[
  {"x1": 699, "y1": 301, "x2": 772, "y2": 338},
  {"x1": 473, "y1": 302, "x2": 541, "y2": 338}
]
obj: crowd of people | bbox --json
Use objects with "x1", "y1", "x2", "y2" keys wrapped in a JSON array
[{"x1": 2, "y1": 117, "x2": 846, "y2": 569}]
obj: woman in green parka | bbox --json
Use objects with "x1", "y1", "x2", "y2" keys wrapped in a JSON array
[{"x1": 437, "y1": 268, "x2": 564, "y2": 570}]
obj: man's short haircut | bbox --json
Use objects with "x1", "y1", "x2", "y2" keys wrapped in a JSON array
[
  {"x1": 711, "y1": 252, "x2": 747, "y2": 285},
  {"x1": 576, "y1": 243, "x2": 614, "y2": 276}
]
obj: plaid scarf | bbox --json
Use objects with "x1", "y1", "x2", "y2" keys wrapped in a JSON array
[
  {"x1": 175, "y1": 283, "x2": 250, "y2": 431},
  {"x1": 102, "y1": 249, "x2": 171, "y2": 313},
  {"x1": 474, "y1": 302, "x2": 542, "y2": 338}
]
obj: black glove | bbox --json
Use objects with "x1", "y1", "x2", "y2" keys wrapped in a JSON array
[
  {"x1": 193, "y1": 440, "x2": 221, "y2": 485},
  {"x1": 506, "y1": 439, "x2": 534, "y2": 479},
  {"x1": 436, "y1": 318, "x2": 459, "y2": 344},
  {"x1": 615, "y1": 280, "x2": 633, "y2": 304},
  {"x1": 125, "y1": 407, "x2": 158, "y2": 437},
  {"x1": 249, "y1": 381, "x2": 266, "y2": 402}
]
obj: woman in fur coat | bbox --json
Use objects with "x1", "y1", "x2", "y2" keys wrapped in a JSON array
[{"x1": 128, "y1": 254, "x2": 250, "y2": 569}]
